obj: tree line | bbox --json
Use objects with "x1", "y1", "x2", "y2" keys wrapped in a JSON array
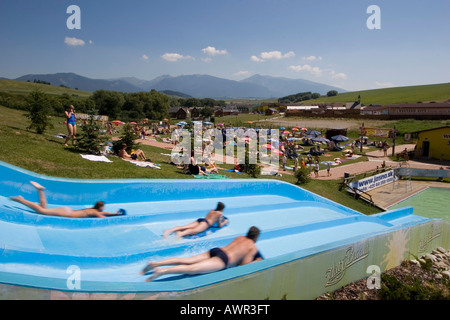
[
  {"x1": 278, "y1": 90, "x2": 339, "y2": 103},
  {"x1": 1, "y1": 88, "x2": 228, "y2": 123}
]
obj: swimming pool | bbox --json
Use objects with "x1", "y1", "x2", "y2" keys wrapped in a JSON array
[
  {"x1": 0, "y1": 161, "x2": 448, "y2": 299},
  {"x1": 389, "y1": 188, "x2": 450, "y2": 222}
]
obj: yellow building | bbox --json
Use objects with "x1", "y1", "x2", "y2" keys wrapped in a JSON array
[{"x1": 413, "y1": 126, "x2": 450, "y2": 160}]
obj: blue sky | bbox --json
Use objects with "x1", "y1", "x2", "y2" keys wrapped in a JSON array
[{"x1": 0, "y1": 0, "x2": 449, "y2": 91}]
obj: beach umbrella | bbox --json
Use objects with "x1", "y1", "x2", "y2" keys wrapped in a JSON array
[
  {"x1": 311, "y1": 137, "x2": 330, "y2": 143},
  {"x1": 306, "y1": 130, "x2": 322, "y2": 136},
  {"x1": 279, "y1": 127, "x2": 286, "y2": 130},
  {"x1": 287, "y1": 137, "x2": 300, "y2": 141},
  {"x1": 129, "y1": 122, "x2": 137, "y2": 125},
  {"x1": 331, "y1": 135, "x2": 350, "y2": 142},
  {"x1": 281, "y1": 131, "x2": 290, "y2": 135},
  {"x1": 301, "y1": 128, "x2": 308, "y2": 132},
  {"x1": 261, "y1": 144, "x2": 273, "y2": 149},
  {"x1": 225, "y1": 141, "x2": 237, "y2": 146},
  {"x1": 176, "y1": 121, "x2": 188, "y2": 126},
  {"x1": 291, "y1": 128, "x2": 300, "y2": 131},
  {"x1": 203, "y1": 121, "x2": 213, "y2": 125}
]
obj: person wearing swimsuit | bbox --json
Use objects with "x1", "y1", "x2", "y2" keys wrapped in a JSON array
[
  {"x1": 64, "y1": 105, "x2": 77, "y2": 147},
  {"x1": 163, "y1": 202, "x2": 228, "y2": 238},
  {"x1": 10, "y1": 181, "x2": 124, "y2": 218},
  {"x1": 142, "y1": 227, "x2": 262, "y2": 282}
]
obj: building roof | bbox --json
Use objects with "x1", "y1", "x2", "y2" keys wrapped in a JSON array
[{"x1": 387, "y1": 102, "x2": 450, "y2": 108}]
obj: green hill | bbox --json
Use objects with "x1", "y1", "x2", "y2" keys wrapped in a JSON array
[
  {"x1": 303, "y1": 83, "x2": 450, "y2": 106},
  {"x1": 0, "y1": 79, "x2": 91, "y2": 98}
]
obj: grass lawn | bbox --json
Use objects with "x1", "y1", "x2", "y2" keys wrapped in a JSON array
[
  {"x1": 306, "y1": 82, "x2": 450, "y2": 106},
  {"x1": 0, "y1": 79, "x2": 91, "y2": 98},
  {"x1": 0, "y1": 105, "x2": 385, "y2": 214}
]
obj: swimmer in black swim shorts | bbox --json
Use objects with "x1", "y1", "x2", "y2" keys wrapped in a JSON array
[
  {"x1": 143, "y1": 227, "x2": 262, "y2": 281},
  {"x1": 163, "y1": 202, "x2": 228, "y2": 238}
]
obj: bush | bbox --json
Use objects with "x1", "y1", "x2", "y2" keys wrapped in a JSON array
[
  {"x1": 25, "y1": 89, "x2": 53, "y2": 134},
  {"x1": 76, "y1": 109, "x2": 107, "y2": 155},
  {"x1": 112, "y1": 123, "x2": 140, "y2": 154},
  {"x1": 378, "y1": 273, "x2": 447, "y2": 300},
  {"x1": 327, "y1": 90, "x2": 338, "y2": 97},
  {"x1": 295, "y1": 167, "x2": 311, "y2": 185}
]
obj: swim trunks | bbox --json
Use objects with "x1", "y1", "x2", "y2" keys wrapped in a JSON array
[
  {"x1": 254, "y1": 251, "x2": 264, "y2": 261},
  {"x1": 209, "y1": 248, "x2": 229, "y2": 269},
  {"x1": 197, "y1": 218, "x2": 211, "y2": 228}
]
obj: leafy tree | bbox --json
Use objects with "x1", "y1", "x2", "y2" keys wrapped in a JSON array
[
  {"x1": 90, "y1": 90, "x2": 125, "y2": 120},
  {"x1": 327, "y1": 90, "x2": 338, "y2": 97},
  {"x1": 25, "y1": 89, "x2": 53, "y2": 134},
  {"x1": 200, "y1": 106, "x2": 214, "y2": 119}
]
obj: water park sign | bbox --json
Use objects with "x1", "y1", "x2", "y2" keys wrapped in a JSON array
[
  {"x1": 349, "y1": 170, "x2": 396, "y2": 193},
  {"x1": 363, "y1": 128, "x2": 394, "y2": 139}
]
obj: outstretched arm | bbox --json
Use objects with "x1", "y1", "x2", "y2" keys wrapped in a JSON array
[{"x1": 218, "y1": 216, "x2": 229, "y2": 228}]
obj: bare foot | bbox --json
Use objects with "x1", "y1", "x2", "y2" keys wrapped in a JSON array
[
  {"x1": 141, "y1": 261, "x2": 157, "y2": 275},
  {"x1": 9, "y1": 196, "x2": 24, "y2": 202},
  {"x1": 30, "y1": 181, "x2": 45, "y2": 191},
  {"x1": 146, "y1": 267, "x2": 162, "y2": 282},
  {"x1": 162, "y1": 230, "x2": 171, "y2": 239}
]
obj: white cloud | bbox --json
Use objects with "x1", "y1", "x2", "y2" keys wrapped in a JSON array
[
  {"x1": 64, "y1": 37, "x2": 85, "y2": 46},
  {"x1": 88, "y1": 40, "x2": 93, "y2": 45},
  {"x1": 251, "y1": 55, "x2": 264, "y2": 63},
  {"x1": 302, "y1": 55, "x2": 323, "y2": 61},
  {"x1": 202, "y1": 57, "x2": 212, "y2": 63},
  {"x1": 331, "y1": 72, "x2": 347, "y2": 80},
  {"x1": 251, "y1": 50, "x2": 295, "y2": 62},
  {"x1": 161, "y1": 53, "x2": 194, "y2": 62},
  {"x1": 234, "y1": 71, "x2": 252, "y2": 77},
  {"x1": 289, "y1": 64, "x2": 323, "y2": 77},
  {"x1": 202, "y1": 46, "x2": 228, "y2": 56},
  {"x1": 141, "y1": 54, "x2": 149, "y2": 61}
]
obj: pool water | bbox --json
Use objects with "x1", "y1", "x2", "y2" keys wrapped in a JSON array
[{"x1": 389, "y1": 188, "x2": 450, "y2": 222}]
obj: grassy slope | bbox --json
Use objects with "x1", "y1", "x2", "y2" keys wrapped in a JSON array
[
  {"x1": 303, "y1": 83, "x2": 450, "y2": 106},
  {"x1": 0, "y1": 79, "x2": 91, "y2": 98}
]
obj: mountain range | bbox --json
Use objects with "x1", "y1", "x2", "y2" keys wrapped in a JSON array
[{"x1": 9, "y1": 72, "x2": 346, "y2": 99}]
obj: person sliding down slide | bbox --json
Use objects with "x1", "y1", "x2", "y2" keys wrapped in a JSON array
[
  {"x1": 163, "y1": 202, "x2": 229, "y2": 238},
  {"x1": 142, "y1": 227, "x2": 263, "y2": 282},
  {"x1": 10, "y1": 181, "x2": 126, "y2": 218}
]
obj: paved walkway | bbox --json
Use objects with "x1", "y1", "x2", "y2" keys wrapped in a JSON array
[{"x1": 315, "y1": 144, "x2": 449, "y2": 181}]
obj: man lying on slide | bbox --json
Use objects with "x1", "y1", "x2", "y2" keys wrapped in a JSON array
[
  {"x1": 163, "y1": 202, "x2": 229, "y2": 238},
  {"x1": 142, "y1": 226, "x2": 263, "y2": 282}
]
